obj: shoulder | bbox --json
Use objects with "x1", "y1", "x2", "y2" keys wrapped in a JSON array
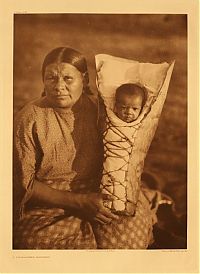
[
  {"x1": 15, "y1": 97, "x2": 50, "y2": 118},
  {"x1": 14, "y1": 98, "x2": 47, "y2": 130}
]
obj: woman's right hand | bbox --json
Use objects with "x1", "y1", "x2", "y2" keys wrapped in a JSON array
[
  {"x1": 30, "y1": 181, "x2": 119, "y2": 225},
  {"x1": 73, "y1": 193, "x2": 119, "y2": 225}
]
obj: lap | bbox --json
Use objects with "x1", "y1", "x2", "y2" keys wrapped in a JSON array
[
  {"x1": 13, "y1": 190, "x2": 157, "y2": 249},
  {"x1": 13, "y1": 208, "x2": 96, "y2": 249}
]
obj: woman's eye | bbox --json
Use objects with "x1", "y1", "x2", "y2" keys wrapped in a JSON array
[
  {"x1": 46, "y1": 75, "x2": 56, "y2": 81},
  {"x1": 64, "y1": 76, "x2": 73, "y2": 82}
]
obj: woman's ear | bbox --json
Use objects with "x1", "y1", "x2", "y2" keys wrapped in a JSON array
[
  {"x1": 41, "y1": 90, "x2": 46, "y2": 97},
  {"x1": 82, "y1": 72, "x2": 93, "y2": 95},
  {"x1": 82, "y1": 72, "x2": 89, "y2": 87}
]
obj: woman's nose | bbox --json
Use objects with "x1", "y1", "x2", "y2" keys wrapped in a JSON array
[{"x1": 54, "y1": 78, "x2": 67, "y2": 92}]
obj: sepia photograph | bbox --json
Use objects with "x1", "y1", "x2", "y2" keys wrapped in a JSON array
[
  {"x1": 13, "y1": 13, "x2": 187, "y2": 250},
  {"x1": 0, "y1": 0, "x2": 199, "y2": 273}
]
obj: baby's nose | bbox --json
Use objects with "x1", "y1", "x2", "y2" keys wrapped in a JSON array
[{"x1": 126, "y1": 107, "x2": 134, "y2": 114}]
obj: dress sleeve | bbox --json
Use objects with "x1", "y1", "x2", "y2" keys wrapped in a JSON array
[{"x1": 13, "y1": 105, "x2": 38, "y2": 219}]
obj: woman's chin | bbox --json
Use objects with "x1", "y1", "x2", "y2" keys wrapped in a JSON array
[
  {"x1": 48, "y1": 97, "x2": 73, "y2": 108},
  {"x1": 56, "y1": 101, "x2": 72, "y2": 108}
]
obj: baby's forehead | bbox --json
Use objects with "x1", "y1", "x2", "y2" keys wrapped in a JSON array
[{"x1": 117, "y1": 92, "x2": 143, "y2": 101}]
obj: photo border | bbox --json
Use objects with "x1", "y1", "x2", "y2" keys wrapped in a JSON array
[{"x1": 0, "y1": 0, "x2": 198, "y2": 273}]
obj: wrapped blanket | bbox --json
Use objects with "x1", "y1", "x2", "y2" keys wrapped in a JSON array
[{"x1": 95, "y1": 54, "x2": 175, "y2": 215}]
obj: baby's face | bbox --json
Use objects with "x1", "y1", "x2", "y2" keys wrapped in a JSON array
[{"x1": 115, "y1": 94, "x2": 143, "y2": 123}]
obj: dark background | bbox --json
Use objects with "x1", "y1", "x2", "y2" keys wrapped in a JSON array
[{"x1": 14, "y1": 14, "x2": 187, "y2": 216}]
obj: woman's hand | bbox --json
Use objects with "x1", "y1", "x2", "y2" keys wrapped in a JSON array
[
  {"x1": 30, "y1": 181, "x2": 118, "y2": 225},
  {"x1": 74, "y1": 193, "x2": 119, "y2": 224}
]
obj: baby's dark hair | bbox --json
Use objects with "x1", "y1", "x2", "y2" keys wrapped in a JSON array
[{"x1": 115, "y1": 83, "x2": 147, "y2": 107}]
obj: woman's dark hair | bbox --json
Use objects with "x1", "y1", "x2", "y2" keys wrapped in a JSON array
[
  {"x1": 41, "y1": 47, "x2": 92, "y2": 95},
  {"x1": 115, "y1": 83, "x2": 147, "y2": 107}
]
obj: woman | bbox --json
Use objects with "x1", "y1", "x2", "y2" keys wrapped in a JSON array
[{"x1": 13, "y1": 47, "x2": 118, "y2": 249}]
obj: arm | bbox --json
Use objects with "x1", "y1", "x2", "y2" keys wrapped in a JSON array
[{"x1": 30, "y1": 180, "x2": 119, "y2": 224}]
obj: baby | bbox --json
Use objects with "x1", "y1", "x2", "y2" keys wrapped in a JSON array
[
  {"x1": 99, "y1": 83, "x2": 148, "y2": 216},
  {"x1": 114, "y1": 83, "x2": 146, "y2": 123}
]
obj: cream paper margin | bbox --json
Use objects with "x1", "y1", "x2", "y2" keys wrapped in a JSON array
[{"x1": 0, "y1": 0, "x2": 198, "y2": 273}]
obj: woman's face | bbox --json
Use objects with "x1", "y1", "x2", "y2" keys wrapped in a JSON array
[{"x1": 44, "y1": 62, "x2": 84, "y2": 108}]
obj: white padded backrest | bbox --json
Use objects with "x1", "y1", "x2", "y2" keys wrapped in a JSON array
[{"x1": 95, "y1": 54, "x2": 173, "y2": 116}]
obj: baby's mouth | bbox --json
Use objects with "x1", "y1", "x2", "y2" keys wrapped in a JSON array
[
  {"x1": 125, "y1": 115, "x2": 134, "y2": 119},
  {"x1": 124, "y1": 116, "x2": 135, "y2": 122}
]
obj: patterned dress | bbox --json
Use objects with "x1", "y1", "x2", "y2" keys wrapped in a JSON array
[{"x1": 13, "y1": 94, "x2": 157, "y2": 249}]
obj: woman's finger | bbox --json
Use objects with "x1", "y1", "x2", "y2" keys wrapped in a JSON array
[
  {"x1": 93, "y1": 217, "x2": 107, "y2": 225},
  {"x1": 95, "y1": 212, "x2": 112, "y2": 224},
  {"x1": 100, "y1": 207, "x2": 119, "y2": 220}
]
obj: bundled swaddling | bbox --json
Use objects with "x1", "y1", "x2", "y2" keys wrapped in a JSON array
[{"x1": 95, "y1": 54, "x2": 175, "y2": 216}]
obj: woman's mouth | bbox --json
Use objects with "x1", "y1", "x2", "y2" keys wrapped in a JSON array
[{"x1": 55, "y1": 95, "x2": 71, "y2": 99}]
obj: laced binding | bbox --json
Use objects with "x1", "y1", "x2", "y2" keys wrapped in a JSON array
[{"x1": 101, "y1": 113, "x2": 141, "y2": 215}]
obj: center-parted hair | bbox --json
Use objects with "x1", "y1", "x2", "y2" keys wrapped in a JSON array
[
  {"x1": 115, "y1": 83, "x2": 147, "y2": 107},
  {"x1": 42, "y1": 47, "x2": 91, "y2": 94}
]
